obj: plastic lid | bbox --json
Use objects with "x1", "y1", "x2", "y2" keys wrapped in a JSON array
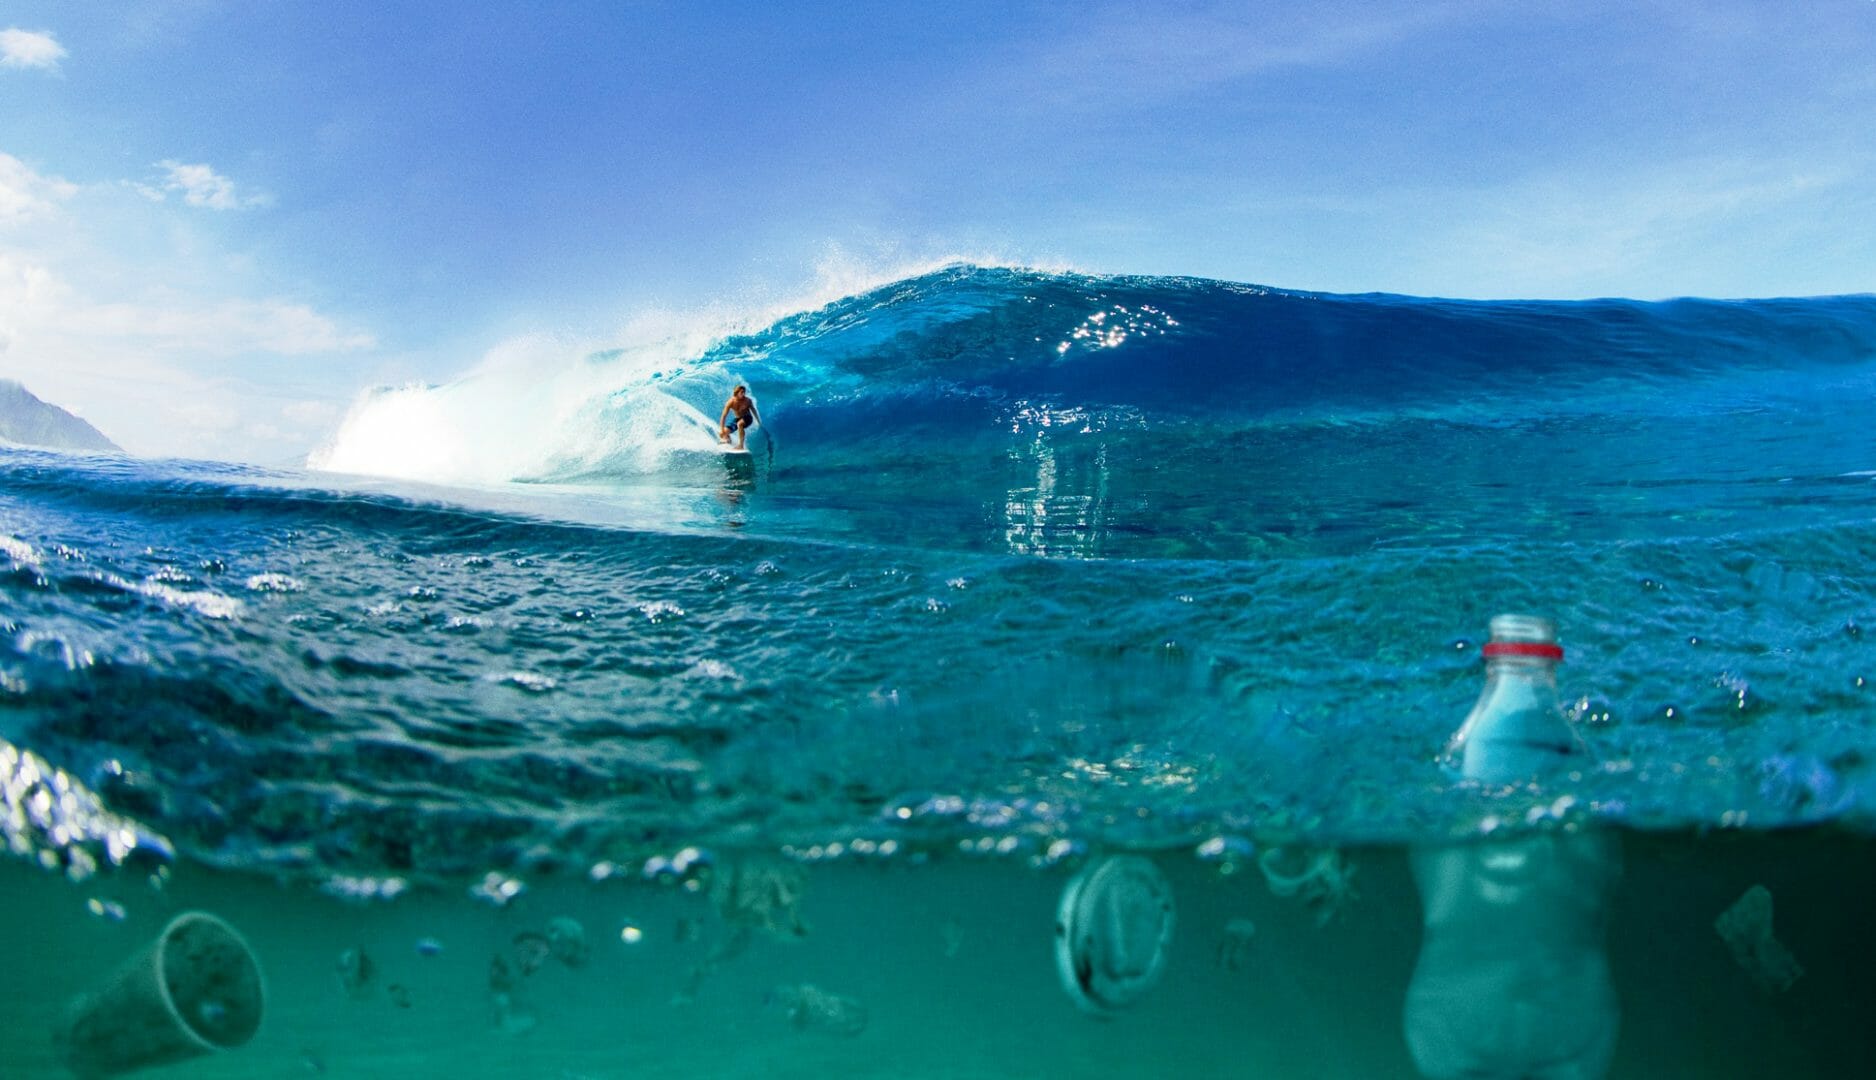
[{"x1": 1482, "y1": 614, "x2": 1562, "y2": 660}]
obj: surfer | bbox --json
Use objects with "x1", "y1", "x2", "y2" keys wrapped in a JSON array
[{"x1": 718, "y1": 385, "x2": 761, "y2": 449}]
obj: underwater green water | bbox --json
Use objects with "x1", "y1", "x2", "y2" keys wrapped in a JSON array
[{"x1": 4, "y1": 828, "x2": 1872, "y2": 1078}]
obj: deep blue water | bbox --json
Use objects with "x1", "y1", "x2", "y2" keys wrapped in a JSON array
[{"x1": 7, "y1": 266, "x2": 1876, "y2": 885}]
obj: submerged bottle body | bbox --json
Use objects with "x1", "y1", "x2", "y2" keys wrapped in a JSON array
[
  {"x1": 1405, "y1": 830, "x2": 1620, "y2": 1079},
  {"x1": 1405, "y1": 615, "x2": 1621, "y2": 1080}
]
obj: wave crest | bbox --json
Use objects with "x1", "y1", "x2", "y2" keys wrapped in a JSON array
[{"x1": 311, "y1": 264, "x2": 1876, "y2": 485}]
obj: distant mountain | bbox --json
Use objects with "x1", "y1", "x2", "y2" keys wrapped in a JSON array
[{"x1": 0, "y1": 380, "x2": 121, "y2": 452}]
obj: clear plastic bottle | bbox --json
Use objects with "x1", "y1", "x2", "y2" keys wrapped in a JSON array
[
  {"x1": 1404, "y1": 614, "x2": 1621, "y2": 1080},
  {"x1": 1439, "y1": 613, "x2": 1584, "y2": 782}
]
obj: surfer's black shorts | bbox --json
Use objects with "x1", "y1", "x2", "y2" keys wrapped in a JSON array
[{"x1": 727, "y1": 415, "x2": 750, "y2": 429}]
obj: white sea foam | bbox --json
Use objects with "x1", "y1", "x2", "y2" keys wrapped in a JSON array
[
  {"x1": 308, "y1": 333, "x2": 727, "y2": 485},
  {"x1": 0, "y1": 534, "x2": 40, "y2": 566},
  {"x1": 245, "y1": 572, "x2": 302, "y2": 593},
  {"x1": 123, "y1": 575, "x2": 242, "y2": 620}
]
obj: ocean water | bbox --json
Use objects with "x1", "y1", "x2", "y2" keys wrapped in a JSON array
[{"x1": 4, "y1": 264, "x2": 1876, "y2": 1077}]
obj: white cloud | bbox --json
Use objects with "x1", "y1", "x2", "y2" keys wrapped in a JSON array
[
  {"x1": 0, "y1": 152, "x2": 376, "y2": 461},
  {"x1": 0, "y1": 152, "x2": 78, "y2": 222},
  {"x1": 0, "y1": 28, "x2": 65, "y2": 71},
  {"x1": 152, "y1": 160, "x2": 273, "y2": 211}
]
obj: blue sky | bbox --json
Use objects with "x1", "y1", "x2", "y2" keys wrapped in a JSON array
[{"x1": 3, "y1": 1, "x2": 1874, "y2": 462}]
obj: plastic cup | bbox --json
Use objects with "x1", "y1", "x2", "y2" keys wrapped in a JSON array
[
  {"x1": 52, "y1": 911, "x2": 265, "y2": 1078},
  {"x1": 1053, "y1": 855, "x2": 1176, "y2": 1014}
]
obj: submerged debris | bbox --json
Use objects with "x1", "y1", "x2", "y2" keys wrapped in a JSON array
[
  {"x1": 1714, "y1": 884, "x2": 1804, "y2": 994},
  {"x1": 492, "y1": 991, "x2": 537, "y2": 1036},
  {"x1": 512, "y1": 932, "x2": 551, "y2": 976},
  {"x1": 1053, "y1": 855, "x2": 1176, "y2": 1014},
  {"x1": 1257, "y1": 846, "x2": 1357, "y2": 925},
  {"x1": 489, "y1": 954, "x2": 517, "y2": 994},
  {"x1": 711, "y1": 857, "x2": 810, "y2": 938},
  {"x1": 1215, "y1": 917, "x2": 1257, "y2": 971},
  {"x1": 941, "y1": 916, "x2": 964, "y2": 959},
  {"x1": 335, "y1": 947, "x2": 375, "y2": 997},
  {"x1": 766, "y1": 983, "x2": 869, "y2": 1036},
  {"x1": 545, "y1": 915, "x2": 589, "y2": 967}
]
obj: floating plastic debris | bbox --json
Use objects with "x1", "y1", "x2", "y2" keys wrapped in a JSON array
[
  {"x1": 1714, "y1": 884, "x2": 1804, "y2": 994},
  {"x1": 1257, "y1": 846, "x2": 1358, "y2": 926},
  {"x1": 766, "y1": 983, "x2": 868, "y2": 1036},
  {"x1": 489, "y1": 954, "x2": 517, "y2": 994},
  {"x1": 492, "y1": 991, "x2": 537, "y2": 1036},
  {"x1": 1215, "y1": 917, "x2": 1256, "y2": 971},
  {"x1": 1406, "y1": 615, "x2": 1620, "y2": 1080},
  {"x1": 545, "y1": 916, "x2": 589, "y2": 967},
  {"x1": 941, "y1": 917, "x2": 964, "y2": 959},
  {"x1": 53, "y1": 912, "x2": 264, "y2": 1077},
  {"x1": 711, "y1": 858, "x2": 809, "y2": 939},
  {"x1": 336, "y1": 947, "x2": 375, "y2": 997},
  {"x1": 512, "y1": 932, "x2": 551, "y2": 976},
  {"x1": 1052, "y1": 855, "x2": 1175, "y2": 1014}
]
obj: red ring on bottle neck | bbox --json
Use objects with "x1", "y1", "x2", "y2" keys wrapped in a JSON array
[{"x1": 1482, "y1": 641, "x2": 1563, "y2": 661}]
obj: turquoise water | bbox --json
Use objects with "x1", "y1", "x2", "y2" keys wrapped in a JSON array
[{"x1": 4, "y1": 266, "x2": 1876, "y2": 1075}]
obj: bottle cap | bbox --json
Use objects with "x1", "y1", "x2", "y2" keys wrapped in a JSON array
[
  {"x1": 1482, "y1": 614, "x2": 1562, "y2": 660},
  {"x1": 1481, "y1": 640, "x2": 1564, "y2": 660}
]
